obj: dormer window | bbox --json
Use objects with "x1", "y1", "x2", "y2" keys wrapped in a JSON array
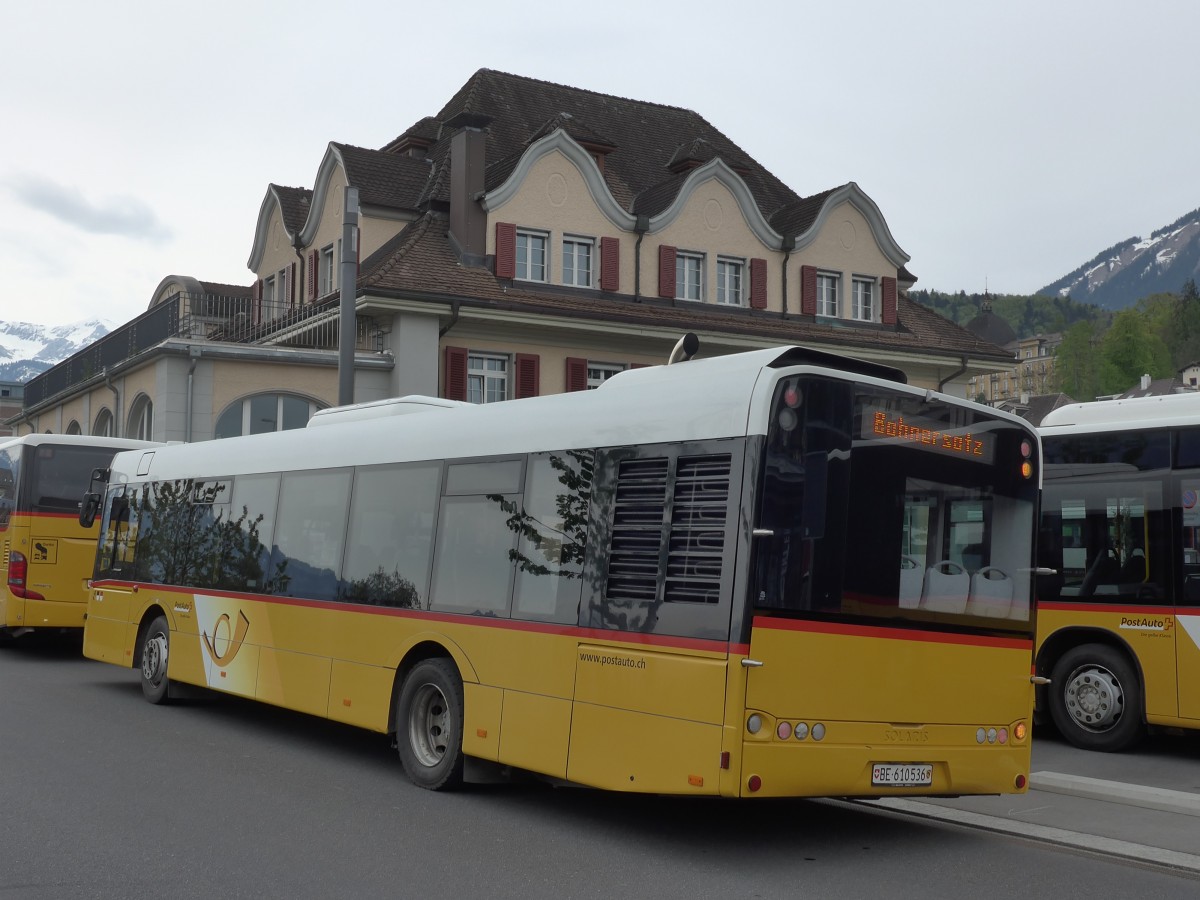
[
  {"x1": 716, "y1": 257, "x2": 744, "y2": 306},
  {"x1": 852, "y1": 276, "x2": 875, "y2": 322},
  {"x1": 516, "y1": 229, "x2": 548, "y2": 282},
  {"x1": 676, "y1": 251, "x2": 704, "y2": 301},
  {"x1": 563, "y1": 236, "x2": 593, "y2": 287},
  {"x1": 817, "y1": 272, "x2": 840, "y2": 317}
]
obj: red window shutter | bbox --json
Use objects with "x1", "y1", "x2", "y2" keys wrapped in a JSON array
[
  {"x1": 750, "y1": 258, "x2": 767, "y2": 309},
  {"x1": 289, "y1": 262, "x2": 297, "y2": 306},
  {"x1": 308, "y1": 250, "x2": 317, "y2": 299},
  {"x1": 565, "y1": 357, "x2": 588, "y2": 392},
  {"x1": 800, "y1": 265, "x2": 817, "y2": 316},
  {"x1": 495, "y1": 222, "x2": 517, "y2": 278},
  {"x1": 515, "y1": 353, "x2": 540, "y2": 399},
  {"x1": 600, "y1": 237, "x2": 620, "y2": 292},
  {"x1": 658, "y1": 245, "x2": 677, "y2": 298},
  {"x1": 444, "y1": 346, "x2": 468, "y2": 401},
  {"x1": 253, "y1": 279, "x2": 262, "y2": 324},
  {"x1": 882, "y1": 276, "x2": 898, "y2": 325}
]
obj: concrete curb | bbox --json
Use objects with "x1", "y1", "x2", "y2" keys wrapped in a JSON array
[
  {"x1": 853, "y1": 796, "x2": 1200, "y2": 876},
  {"x1": 1031, "y1": 771, "x2": 1200, "y2": 818}
]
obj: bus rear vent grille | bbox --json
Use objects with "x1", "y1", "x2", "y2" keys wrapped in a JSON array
[
  {"x1": 665, "y1": 455, "x2": 730, "y2": 604},
  {"x1": 607, "y1": 457, "x2": 669, "y2": 603},
  {"x1": 606, "y1": 454, "x2": 731, "y2": 606}
]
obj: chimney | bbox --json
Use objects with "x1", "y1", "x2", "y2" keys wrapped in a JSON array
[
  {"x1": 445, "y1": 112, "x2": 492, "y2": 266},
  {"x1": 1141, "y1": 374, "x2": 1151, "y2": 391}
]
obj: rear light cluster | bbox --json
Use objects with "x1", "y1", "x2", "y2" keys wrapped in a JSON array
[
  {"x1": 977, "y1": 721, "x2": 1028, "y2": 745},
  {"x1": 746, "y1": 714, "x2": 826, "y2": 741},
  {"x1": 6, "y1": 551, "x2": 46, "y2": 601},
  {"x1": 1019, "y1": 438, "x2": 1035, "y2": 480}
]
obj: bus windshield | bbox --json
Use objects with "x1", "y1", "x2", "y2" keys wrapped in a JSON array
[{"x1": 753, "y1": 377, "x2": 1037, "y2": 634}]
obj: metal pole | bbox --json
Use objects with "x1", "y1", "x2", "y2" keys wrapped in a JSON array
[{"x1": 339, "y1": 186, "x2": 360, "y2": 406}]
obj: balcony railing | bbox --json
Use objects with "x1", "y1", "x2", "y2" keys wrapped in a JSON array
[{"x1": 24, "y1": 292, "x2": 377, "y2": 408}]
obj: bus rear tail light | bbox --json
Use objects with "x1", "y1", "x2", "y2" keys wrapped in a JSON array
[
  {"x1": 7, "y1": 551, "x2": 45, "y2": 601},
  {"x1": 1020, "y1": 438, "x2": 1034, "y2": 480}
]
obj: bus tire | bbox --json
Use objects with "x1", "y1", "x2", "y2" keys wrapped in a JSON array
[
  {"x1": 1049, "y1": 643, "x2": 1143, "y2": 752},
  {"x1": 140, "y1": 615, "x2": 171, "y2": 705},
  {"x1": 395, "y1": 658, "x2": 464, "y2": 791}
]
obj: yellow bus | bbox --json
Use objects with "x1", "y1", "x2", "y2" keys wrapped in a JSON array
[
  {"x1": 0, "y1": 433, "x2": 160, "y2": 640},
  {"x1": 82, "y1": 344, "x2": 1041, "y2": 796},
  {"x1": 1036, "y1": 394, "x2": 1200, "y2": 751}
]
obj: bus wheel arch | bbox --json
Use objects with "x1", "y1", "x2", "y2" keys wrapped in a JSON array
[
  {"x1": 135, "y1": 608, "x2": 172, "y2": 705},
  {"x1": 392, "y1": 653, "x2": 465, "y2": 791},
  {"x1": 1046, "y1": 638, "x2": 1145, "y2": 752}
]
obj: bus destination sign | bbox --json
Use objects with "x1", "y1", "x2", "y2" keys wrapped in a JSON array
[{"x1": 862, "y1": 408, "x2": 996, "y2": 464}]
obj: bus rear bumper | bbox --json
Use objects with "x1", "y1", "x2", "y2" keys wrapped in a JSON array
[
  {"x1": 736, "y1": 740, "x2": 1032, "y2": 799},
  {"x1": 8, "y1": 597, "x2": 87, "y2": 630}
]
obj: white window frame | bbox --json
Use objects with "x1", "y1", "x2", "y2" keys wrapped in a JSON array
[
  {"x1": 852, "y1": 276, "x2": 875, "y2": 322},
  {"x1": 468, "y1": 353, "x2": 509, "y2": 404},
  {"x1": 516, "y1": 230, "x2": 548, "y2": 283},
  {"x1": 128, "y1": 397, "x2": 153, "y2": 442},
  {"x1": 319, "y1": 245, "x2": 336, "y2": 296},
  {"x1": 716, "y1": 257, "x2": 744, "y2": 306},
  {"x1": 817, "y1": 271, "x2": 840, "y2": 317},
  {"x1": 562, "y1": 235, "x2": 594, "y2": 287},
  {"x1": 586, "y1": 362, "x2": 625, "y2": 389},
  {"x1": 263, "y1": 275, "x2": 276, "y2": 305},
  {"x1": 676, "y1": 251, "x2": 704, "y2": 301}
]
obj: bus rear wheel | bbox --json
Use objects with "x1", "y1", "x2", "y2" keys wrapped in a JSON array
[
  {"x1": 1049, "y1": 643, "x2": 1143, "y2": 752},
  {"x1": 395, "y1": 658, "x2": 464, "y2": 790},
  {"x1": 140, "y1": 615, "x2": 171, "y2": 705}
]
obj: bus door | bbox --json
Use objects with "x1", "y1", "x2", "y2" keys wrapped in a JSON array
[
  {"x1": 85, "y1": 485, "x2": 143, "y2": 664},
  {"x1": 1176, "y1": 477, "x2": 1200, "y2": 721}
]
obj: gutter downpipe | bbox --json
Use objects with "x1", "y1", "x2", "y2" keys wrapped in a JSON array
[
  {"x1": 186, "y1": 348, "x2": 200, "y2": 442},
  {"x1": 938, "y1": 355, "x2": 970, "y2": 393},
  {"x1": 103, "y1": 368, "x2": 122, "y2": 438},
  {"x1": 438, "y1": 299, "x2": 461, "y2": 338},
  {"x1": 780, "y1": 236, "x2": 795, "y2": 318},
  {"x1": 633, "y1": 215, "x2": 649, "y2": 302}
]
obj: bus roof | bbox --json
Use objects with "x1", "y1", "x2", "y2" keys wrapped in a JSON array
[
  {"x1": 106, "y1": 345, "x2": 1028, "y2": 484},
  {"x1": 1039, "y1": 392, "x2": 1200, "y2": 433},
  {"x1": 0, "y1": 433, "x2": 163, "y2": 454}
]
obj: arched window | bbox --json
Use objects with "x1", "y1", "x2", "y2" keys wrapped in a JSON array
[
  {"x1": 128, "y1": 395, "x2": 153, "y2": 441},
  {"x1": 214, "y1": 393, "x2": 321, "y2": 439},
  {"x1": 94, "y1": 408, "x2": 114, "y2": 437},
  {"x1": 66, "y1": 420, "x2": 82, "y2": 435}
]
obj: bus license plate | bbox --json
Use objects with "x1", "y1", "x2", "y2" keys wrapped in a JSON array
[{"x1": 871, "y1": 763, "x2": 933, "y2": 787}]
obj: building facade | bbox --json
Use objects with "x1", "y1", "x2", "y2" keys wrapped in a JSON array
[{"x1": 10, "y1": 70, "x2": 1013, "y2": 440}]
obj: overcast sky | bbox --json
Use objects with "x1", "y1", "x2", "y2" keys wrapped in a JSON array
[{"x1": 3, "y1": 0, "x2": 1197, "y2": 326}]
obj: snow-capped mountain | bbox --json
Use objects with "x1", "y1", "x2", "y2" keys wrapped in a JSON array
[
  {"x1": 1038, "y1": 207, "x2": 1200, "y2": 309},
  {"x1": 0, "y1": 319, "x2": 113, "y2": 382}
]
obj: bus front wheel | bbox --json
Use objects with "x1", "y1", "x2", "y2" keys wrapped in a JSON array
[
  {"x1": 140, "y1": 615, "x2": 171, "y2": 705},
  {"x1": 395, "y1": 658, "x2": 464, "y2": 790},
  {"x1": 1049, "y1": 643, "x2": 1143, "y2": 752}
]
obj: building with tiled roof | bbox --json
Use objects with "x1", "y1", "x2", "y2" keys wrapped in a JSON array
[{"x1": 11, "y1": 69, "x2": 1013, "y2": 440}]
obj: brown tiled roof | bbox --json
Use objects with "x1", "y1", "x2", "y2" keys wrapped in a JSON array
[
  {"x1": 272, "y1": 185, "x2": 312, "y2": 236},
  {"x1": 769, "y1": 188, "x2": 839, "y2": 237},
  {"x1": 527, "y1": 112, "x2": 616, "y2": 151},
  {"x1": 359, "y1": 212, "x2": 1014, "y2": 364},
  {"x1": 411, "y1": 68, "x2": 799, "y2": 216},
  {"x1": 380, "y1": 116, "x2": 441, "y2": 153},
  {"x1": 332, "y1": 143, "x2": 432, "y2": 211}
]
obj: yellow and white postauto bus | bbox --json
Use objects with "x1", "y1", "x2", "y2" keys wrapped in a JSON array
[
  {"x1": 1036, "y1": 394, "x2": 1200, "y2": 751},
  {"x1": 82, "y1": 344, "x2": 1040, "y2": 796},
  {"x1": 0, "y1": 433, "x2": 160, "y2": 639}
]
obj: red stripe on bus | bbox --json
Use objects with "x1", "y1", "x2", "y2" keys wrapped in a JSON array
[
  {"x1": 1038, "y1": 600, "x2": 1178, "y2": 616},
  {"x1": 751, "y1": 615, "x2": 1032, "y2": 650},
  {"x1": 88, "y1": 580, "x2": 737, "y2": 655}
]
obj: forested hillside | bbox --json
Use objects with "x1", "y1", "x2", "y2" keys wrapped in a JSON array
[
  {"x1": 907, "y1": 289, "x2": 1105, "y2": 335},
  {"x1": 912, "y1": 280, "x2": 1200, "y2": 400}
]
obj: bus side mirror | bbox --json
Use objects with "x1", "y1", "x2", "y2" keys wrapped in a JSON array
[{"x1": 79, "y1": 492, "x2": 101, "y2": 528}]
